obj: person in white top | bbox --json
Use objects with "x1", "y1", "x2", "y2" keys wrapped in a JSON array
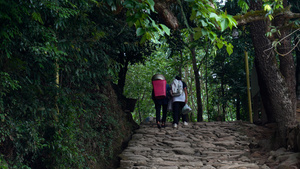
[{"x1": 170, "y1": 76, "x2": 188, "y2": 128}]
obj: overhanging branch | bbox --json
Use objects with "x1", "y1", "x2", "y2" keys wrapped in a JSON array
[
  {"x1": 154, "y1": 0, "x2": 179, "y2": 30},
  {"x1": 234, "y1": 6, "x2": 300, "y2": 26}
]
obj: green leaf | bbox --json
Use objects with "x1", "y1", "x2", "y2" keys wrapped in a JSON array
[
  {"x1": 268, "y1": 15, "x2": 274, "y2": 21},
  {"x1": 134, "y1": 13, "x2": 142, "y2": 19},
  {"x1": 208, "y1": 32, "x2": 216, "y2": 42},
  {"x1": 200, "y1": 20, "x2": 208, "y2": 27},
  {"x1": 190, "y1": 10, "x2": 196, "y2": 20},
  {"x1": 264, "y1": 4, "x2": 272, "y2": 11},
  {"x1": 193, "y1": 27, "x2": 202, "y2": 32},
  {"x1": 140, "y1": 34, "x2": 147, "y2": 44},
  {"x1": 32, "y1": 12, "x2": 44, "y2": 24},
  {"x1": 146, "y1": 0, "x2": 155, "y2": 12},
  {"x1": 194, "y1": 31, "x2": 202, "y2": 40},
  {"x1": 238, "y1": 0, "x2": 249, "y2": 13},
  {"x1": 159, "y1": 24, "x2": 170, "y2": 36},
  {"x1": 153, "y1": 24, "x2": 161, "y2": 34},
  {"x1": 136, "y1": 28, "x2": 145, "y2": 36},
  {"x1": 209, "y1": 13, "x2": 219, "y2": 19},
  {"x1": 201, "y1": 29, "x2": 209, "y2": 36},
  {"x1": 217, "y1": 41, "x2": 224, "y2": 49},
  {"x1": 220, "y1": 18, "x2": 229, "y2": 32},
  {"x1": 226, "y1": 43, "x2": 234, "y2": 55},
  {"x1": 227, "y1": 15, "x2": 237, "y2": 30},
  {"x1": 275, "y1": 4, "x2": 283, "y2": 9}
]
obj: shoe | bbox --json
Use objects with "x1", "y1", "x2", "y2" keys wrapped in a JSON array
[
  {"x1": 157, "y1": 122, "x2": 161, "y2": 129},
  {"x1": 183, "y1": 121, "x2": 188, "y2": 126},
  {"x1": 173, "y1": 123, "x2": 178, "y2": 128},
  {"x1": 161, "y1": 123, "x2": 166, "y2": 128}
]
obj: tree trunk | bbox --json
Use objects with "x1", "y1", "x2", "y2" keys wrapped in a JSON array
[
  {"x1": 274, "y1": 11, "x2": 297, "y2": 119},
  {"x1": 236, "y1": 93, "x2": 240, "y2": 120},
  {"x1": 206, "y1": 53, "x2": 210, "y2": 121},
  {"x1": 249, "y1": 0, "x2": 297, "y2": 148},
  {"x1": 118, "y1": 56, "x2": 129, "y2": 95},
  {"x1": 221, "y1": 75, "x2": 226, "y2": 121},
  {"x1": 190, "y1": 34, "x2": 203, "y2": 122},
  {"x1": 179, "y1": 50, "x2": 183, "y2": 76},
  {"x1": 296, "y1": 37, "x2": 300, "y2": 99},
  {"x1": 186, "y1": 66, "x2": 195, "y2": 121}
]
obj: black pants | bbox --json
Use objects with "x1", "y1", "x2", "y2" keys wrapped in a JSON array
[
  {"x1": 155, "y1": 103, "x2": 168, "y2": 123},
  {"x1": 173, "y1": 102, "x2": 186, "y2": 124}
]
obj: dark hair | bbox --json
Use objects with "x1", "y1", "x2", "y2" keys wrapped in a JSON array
[{"x1": 175, "y1": 75, "x2": 181, "y2": 80}]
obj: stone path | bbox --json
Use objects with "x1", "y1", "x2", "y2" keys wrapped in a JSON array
[{"x1": 118, "y1": 121, "x2": 300, "y2": 169}]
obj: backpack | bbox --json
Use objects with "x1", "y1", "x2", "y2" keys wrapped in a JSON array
[
  {"x1": 171, "y1": 79, "x2": 183, "y2": 96},
  {"x1": 152, "y1": 79, "x2": 167, "y2": 99}
]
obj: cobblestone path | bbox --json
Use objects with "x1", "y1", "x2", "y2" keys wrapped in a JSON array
[{"x1": 118, "y1": 121, "x2": 300, "y2": 169}]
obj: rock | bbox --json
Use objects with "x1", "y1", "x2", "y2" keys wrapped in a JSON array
[
  {"x1": 172, "y1": 148, "x2": 195, "y2": 155},
  {"x1": 126, "y1": 146, "x2": 152, "y2": 152},
  {"x1": 275, "y1": 153, "x2": 300, "y2": 168},
  {"x1": 213, "y1": 141, "x2": 236, "y2": 147},
  {"x1": 200, "y1": 165, "x2": 216, "y2": 169},
  {"x1": 118, "y1": 122, "x2": 299, "y2": 169},
  {"x1": 162, "y1": 140, "x2": 191, "y2": 147}
]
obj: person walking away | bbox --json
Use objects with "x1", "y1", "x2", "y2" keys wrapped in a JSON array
[
  {"x1": 152, "y1": 83, "x2": 171, "y2": 128},
  {"x1": 171, "y1": 76, "x2": 188, "y2": 128},
  {"x1": 151, "y1": 74, "x2": 171, "y2": 129}
]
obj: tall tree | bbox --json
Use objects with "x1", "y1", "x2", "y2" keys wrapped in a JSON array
[
  {"x1": 190, "y1": 34, "x2": 204, "y2": 122},
  {"x1": 243, "y1": 0, "x2": 299, "y2": 148}
]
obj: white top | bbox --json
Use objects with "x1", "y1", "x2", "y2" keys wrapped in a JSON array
[{"x1": 172, "y1": 80, "x2": 186, "y2": 102}]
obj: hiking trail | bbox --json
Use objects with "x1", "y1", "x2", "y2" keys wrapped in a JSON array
[{"x1": 118, "y1": 121, "x2": 300, "y2": 169}]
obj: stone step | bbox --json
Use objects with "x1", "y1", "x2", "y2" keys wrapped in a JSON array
[{"x1": 118, "y1": 121, "x2": 300, "y2": 169}]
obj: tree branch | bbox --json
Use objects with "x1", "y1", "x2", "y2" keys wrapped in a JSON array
[
  {"x1": 234, "y1": 6, "x2": 300, "y2": 26},
  {"x1": 154, "y1": 0, "x2": 179, "y2": 30}
]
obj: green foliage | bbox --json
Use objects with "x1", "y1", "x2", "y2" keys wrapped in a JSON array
[
  {"x1": 0, "y1": 72, "x2": 21, "y2": 97},
  {"x1": 0, "y1": 0, "x2": 137, "y2": 168},
  {"x1": 124, "y1": 0, "x2": 170, "y2": 43},
  {"x1": 0, "y1": 155, "x2": 8, "y2": 169},
  {"x1": 2, "y1": 0, "x2": 296, "y2": 167},
  {"x1": 124, "y1": 50, "x2": 178, "y2": 123},
  {"x1": 124, "y1": 17, "x2": 255, "y2": 122},
  {"x1": 237, "y1": 0, "x2": 249, "y2": 13},
  {"x1": 206, "y1": 25, "x2": 254, "y2": 121},
  {"x1": 184, "y1": 0, "x2": 236, "y2": 55}
]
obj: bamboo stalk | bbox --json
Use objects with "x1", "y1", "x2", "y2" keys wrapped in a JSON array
[{"x1": 245, "y1": 51, "x2": 253, "y2": 123}]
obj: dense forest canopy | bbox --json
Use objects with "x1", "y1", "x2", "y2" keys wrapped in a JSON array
[{"x1": 0, "y1": 0, "x2": 299, "y2": 168}]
